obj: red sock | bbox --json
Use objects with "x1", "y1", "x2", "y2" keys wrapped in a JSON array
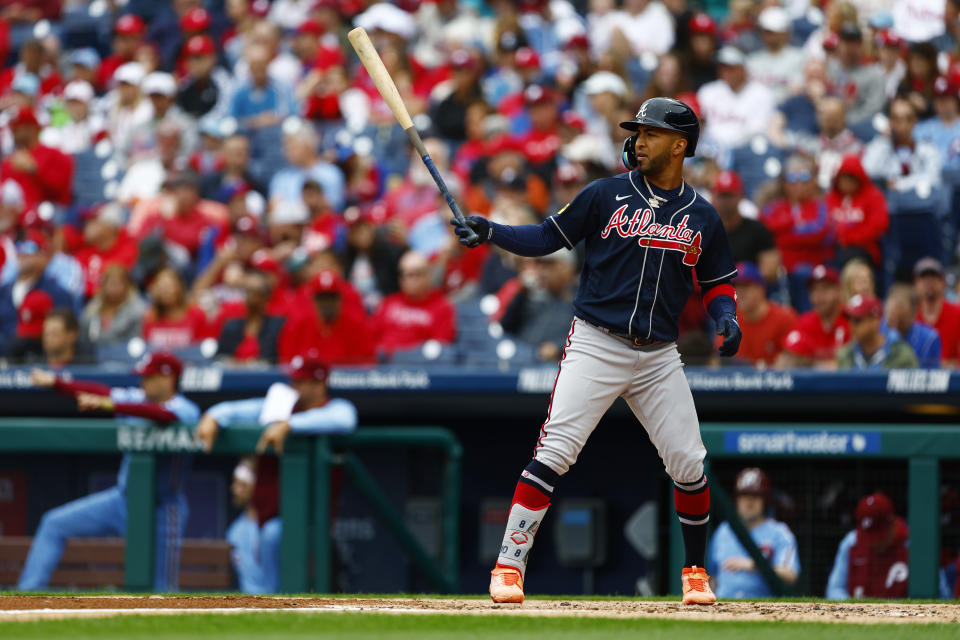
[{"x1": 511, "y1": 479, "x2": 550, "y2": 510}]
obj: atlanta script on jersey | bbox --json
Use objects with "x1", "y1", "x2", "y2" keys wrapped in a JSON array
[{"x1": 548, "y1": 170, "x2": 736, "y2": 341}]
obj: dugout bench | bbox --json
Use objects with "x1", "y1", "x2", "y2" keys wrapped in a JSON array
[
  {"x1": 0, "y1": 419, "x2": 461, "y2": 593},
  {"x1": 668, "y1": 423, "x2": 959, "y2": 599}
]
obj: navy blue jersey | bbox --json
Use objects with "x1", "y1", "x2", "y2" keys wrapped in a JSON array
[{"x1": 549, "y1": 171, "x2": 736, "y2": 341}]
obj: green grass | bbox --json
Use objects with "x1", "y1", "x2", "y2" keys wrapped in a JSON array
[
  {"x1": 0, "y1": 612, "x2": 954, "y2": 640},
  {"x1": 0, "y1": 591, "x2": 950, "y2": 604}
]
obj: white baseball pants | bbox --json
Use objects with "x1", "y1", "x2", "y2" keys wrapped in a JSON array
[{"x1": 533, "y1": 317, "x2": 706, "y2": 484}]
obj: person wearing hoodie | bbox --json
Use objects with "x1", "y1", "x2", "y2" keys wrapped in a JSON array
[
  {"x1": 862, "y1": 97, "x2": 943, "y2": 196},
  {"x1": 825, "y1": 154, "x2": 890, "y2": 269},
  {"x1": 760, "y1": 155, "x2": 834, "y2": 311}
]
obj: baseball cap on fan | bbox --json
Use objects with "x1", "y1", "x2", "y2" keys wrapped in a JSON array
[
  {"x1": 133, "y1": 351, "x2": 184, "y2": 379},
  {"x1": 807, "y1": 264, "x2": 840, "y2": 287},
  {"x1": 844, "y1": 294, "x2": 883, "y2": 319},
  {"x1": 287, "y1": 351, "x2": 330, "y2": 382},
  {"x1": 716, "y1": 46, "x2": 746, "y2": 67},
  {"x1": 757, "y1": 6, "x2": 791, "y2": 33},
  {"x1": 713, "y1": 170, "x2": 743, "y2": 195},
  {"x1": 855, "y1": 492, "x2": 895, "y2": 546}
]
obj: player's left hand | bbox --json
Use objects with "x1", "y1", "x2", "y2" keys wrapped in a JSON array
[
  {"x1": 257, "y1": 420, "x2": 293, "y2": 455},
  {"x1": 76, "y1": 392, "x2": 113, "y2": 412},
  {"x1": 449, "y1": 216, "x2": 490, "y2": 248},
  {"x1": 715, "y1": 314, "x2": 741, "y2": 357}
]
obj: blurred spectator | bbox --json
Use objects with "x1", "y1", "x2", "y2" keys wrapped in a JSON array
[
  {"x1": 708, "y1": 468, "x2": 799, "y2": 598},
  {"x1": 897, "y1": 42, "x2": 939, "y2": 119},
  {"x1": 914, "y1": 257, "x2": 960, "y2": 366},
  {"x1": 607, "y1": 0, "x2": 676, "y2": 57},
  {"x1": 269, "y1": 118, "x2": 345, "y2": 213},
  {"x1": 106, "y1": 62, "x2": 153, "y2": 167},
  {"x1": 0, "y1": 106, "x2": 73, "y2": 210},
  {"x1": 0, "y1": 0, "x2": 59, "y2": 23},
  {"x1": 0, "y1": 231, "x2": 73, "y2": 354},
  {"x1": 435, "y1": 198, "x2": 490, "y2": 301},
  {"x1": 914, "y1": 76, "x2": 960, "y2": 169},
  {"x1": 684, "y1": 12, "x2": 717, "y2": 90},
  {"x1": 784, "y1": 265, "x2": 850, "y2": 365},
  {"x1": 0, "y1": 39, "x2": 60, "y2": 98},
  {"x1": 641, "y1": 52, "x2": 690, "y2": 104},
  {"x1": 712, "y1": 171, "x2": 778, "y2": 281},
  {"x1": 40, "y1": 80, "x2": 104, "y2": 155},
  {"x1": 232, "y1": 20, "x2": 302, "y2": 90},
  {"x1": 827, "y1": 492, "x2": 909, "y2": 599},
  {"x1": 697, "y1": 46, "x2": 776, "y2": 152},
  {"x1": 825, "y1": 154, "x2": 890, "y2": 269},
  {"x1": 760, "y1": 155, "x2": 833, "y2": 310},
  {"x1": 862, "y1": 98, "x2": 942, "y2": 196},
  {"x1": 79, "y1": 264, "x2": 146, "y2": 347},
  {"x1": 828, "y1": 22, "x2": 886, "y2": 126},
  {"x1": 136, "y1": 72, "x2": 197, "y2": 162},
  {"x1": 142, "y1": 267, "x2": 208, "y2": 350},
  {"x1": 97, "y1": 15, "x2": 146, "y2": 91},
  {"x1": 229, "y1": 43, "x2": 296, "y2": 130},
  {"x1": 840, "y1": 258, "x2": 876, "y2": 302},
  {"x1": 518, "y1": 84, "x2": 563, "y2": 171},
  {"x1": 876, "y1": 31, "x2": 906, "y2": 100},
  {"x1": 769, "y1": 58, "x2": 829, "y2": 144},
  {"x1": 6, "y1": 289, "x2": 50, "y2": 361},
  {"x1": 500, "y1": 249, "x2": 577, "y2": 362},
  {"x1": 882, "y1": 283, "x2": 941, "y2": 368},
  {"x1": 41, "y1": 308, "x2": 93, "y2": 367},
  {"x1": 430, "y1": 49, "x2": 483, "y2": 143},
  {"x1": 201, "y1": 134, "x2": 264, "y2": 202},
  {"x1": 733, "y1": 262, "x2": 797, "y2": 366},
  {"x1": 117, "y1": 119, "x2": 186, "y2": 206},
  {"x1": 216, "y1": 270, "x2": 284, "y2": 364},
  {"x1": 133, "y1": 172, "x2": 229, "y2": 259},
  {"x1": 373, "y1": 251, "x2": 455, "y2": 357},
  {"x1": 72, "y1": 203, "x2": 138, "y2": 298},
  {"x1": 301, "y1": 179, "x2": 344, "y2": 254},
  {"x1": 805, "y1": 97, "x2": 863, "y2": 190},
  {"x1": 836, "y1": 294, "x2": 919, "y2": 369},
  {"x1": 746, "y1": 7, "x2": 804, "y2": 105},
  {"x1": 177, "y1": 35, "x2": 232, "y2": 119},
  {"x1": 277, "y1": 269, "x2": 375, "y2": 364},
  {"x1": 222, "y1": 459, "x2": 272, "y2": 594},
  {"x1": 339, "y1": 205, "x2": 403, "y2": 312},
  {"x1": 68, "y1": 48, "x2": 100, "y2": 89}
]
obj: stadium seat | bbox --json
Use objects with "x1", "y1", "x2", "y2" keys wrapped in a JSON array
[
  {"x1": 730, "y1": 138, "x2": 784, "y2": 200},
  {"x1": 390, "y1": 342, "x2": 460, "y2": 365},
  {"x1": 462, "y1": 337, "x2": 538, "y2": 368}
]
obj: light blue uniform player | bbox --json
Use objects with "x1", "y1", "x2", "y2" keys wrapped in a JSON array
[
  {"x1": 707, "y1": 468, "x2": 800, "y2": 598},
  {"x1": 195, "y1": 353, "x2": 357, "y2": 593},
  {"x1": 223, "y1": 459, "x2": 281, "y2": 594},
  {"x1": 18, "y1": 352, "x2": 200, "y2": 591}
]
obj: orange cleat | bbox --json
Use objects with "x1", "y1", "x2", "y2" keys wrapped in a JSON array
[
  {"x1": 681, "y1": 566, "x2": 717, "y2": 605},
  {"x1": 489, "y1": 566, "x2": 525, "y2": 603}
]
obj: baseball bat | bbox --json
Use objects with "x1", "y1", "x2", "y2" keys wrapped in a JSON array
[{"x1": 347, "y1": 27, "x2": 479, "y2": 245}]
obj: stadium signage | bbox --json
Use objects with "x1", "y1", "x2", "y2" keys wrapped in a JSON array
[
  {"x1": 885, "y1": 370, "x2": 950, "y2": 393},
  {"x1": 179, "y1": 367, "x2": 224, "y2": 392},
  {"x1": 328, "y1": 369, "x2": 430, "y2": 390},
  {"x1": 724, "y1": 430, "x2": 881, "y2": 455},
  {"x1": 685, "y1": 371, "x2": 794, "y2": 391},
  {"x1": 117, "y1": 425, "x2": 205, "y2": 452}
]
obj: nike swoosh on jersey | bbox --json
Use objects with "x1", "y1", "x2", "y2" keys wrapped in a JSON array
[{"x1": 615, "y1": 194, "x2": 632, "y2": 201}]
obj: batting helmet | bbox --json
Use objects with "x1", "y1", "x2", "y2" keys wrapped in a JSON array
[
  {"x1": 734, "y1": 467, "x2": 771, "y2": 501},
  {"x1": 620, "y1": 97, "x2": 700, "y2": 169}
]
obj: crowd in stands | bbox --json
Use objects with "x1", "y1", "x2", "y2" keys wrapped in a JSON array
[{"x1": 0, "y1": 0, "x2": 958, "y2": 370}]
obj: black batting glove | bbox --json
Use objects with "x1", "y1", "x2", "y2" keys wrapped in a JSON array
[
  {"x1": 450, "y1": 216, "x2": 491, "y2": 248},
  {"x1": 715, "y1": 314, "x2": 742, "y2": 357}
]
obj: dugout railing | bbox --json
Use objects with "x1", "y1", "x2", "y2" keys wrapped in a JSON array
[
  {"x1": 668, "y1": 423, "x2": 958, "y2": 598},
  {"x1": 0, "y1": 419, "x2": 461, "y2": 593}
]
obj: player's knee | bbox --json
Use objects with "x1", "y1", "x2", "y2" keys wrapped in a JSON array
[
  {"x1": 667, "y1": 448, "x2": 706, "y2": 485},
  {"x1": 37, "y1": 508, "x2": 68, "y2": 536}
]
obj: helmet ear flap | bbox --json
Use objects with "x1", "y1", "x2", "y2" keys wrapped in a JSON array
[{"x1": 622, "y1": 134, "x2": 638, "y2": 170}]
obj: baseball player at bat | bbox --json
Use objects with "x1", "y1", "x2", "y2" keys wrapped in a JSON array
[
  {"x1": 18, "y1": 352, "x2": 200, "y2": 592},
  {"x1": 451, "y1": 98, "x2": 741, "y2": 605}
]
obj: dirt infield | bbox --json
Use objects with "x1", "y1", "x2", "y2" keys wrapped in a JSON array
[{"x1": 1, "y1": 596, "x2": 959, "y2": 624}]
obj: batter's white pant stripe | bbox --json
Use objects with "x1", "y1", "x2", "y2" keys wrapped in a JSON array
[
  {"x1": 534, "y1": 318, "x2": 577, "y2": 456},
  {"x1": 678, "y1": 515, "x2": 710, "y2": 526},
  {"x1": 675, "y1": 475, "x2": 707, "y2": 492}
]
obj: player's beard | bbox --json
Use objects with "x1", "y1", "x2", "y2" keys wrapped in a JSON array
[{"x1": 637, "y1": 146, "x2": 672, "y2": 177}]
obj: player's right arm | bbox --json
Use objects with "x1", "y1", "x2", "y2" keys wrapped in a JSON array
[
  {"x1": 195, "y1": 398, "x2": 267, "y2": 453},
  {"x1": 32, "y1": 368, "x2": 112, "y2": 396},
  {"x1": 451, "y1": 181, "x2": 601, "y2": 255},
  {"x1": 825, "y1": 529, "x2": 857, "y2": 600}
]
